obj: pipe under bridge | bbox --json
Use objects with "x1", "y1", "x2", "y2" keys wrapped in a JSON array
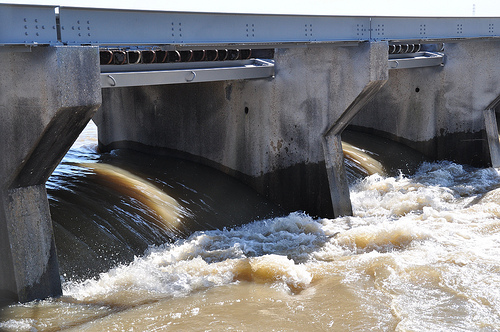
[{"x1": 2, "y1": 4, "x2": 500, "y2": 304}]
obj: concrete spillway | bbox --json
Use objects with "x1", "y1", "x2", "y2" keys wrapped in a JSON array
[{"x1": 2, "y1": 4, "x2": 500, "y2": 304}]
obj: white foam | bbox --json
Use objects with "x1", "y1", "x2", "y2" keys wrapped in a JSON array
[
  {"x1": 52, "y1": 161, "x2": 500, "y2": 330},
  {"x1": 62, "y1": 212, "x2": 325, "y2": 303},
  {"x1": 0, "y1": 319, "x2": 37, "y2": 332}
]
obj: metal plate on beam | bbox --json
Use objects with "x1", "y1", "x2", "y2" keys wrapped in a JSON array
[
  {"x1": 0, "y1": 4, "x2": 58, "y2": 45},
  {"x1": 100, "y1": 59, "x2": 274, "y2": 87}
]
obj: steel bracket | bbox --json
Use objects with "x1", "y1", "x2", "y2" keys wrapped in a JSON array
[
  {"x1": 388, "y1": 51, "x2": 444, "y2": 69},
  {"x1": 100, "y1": 58, "x2": 274, "y2": 87}
]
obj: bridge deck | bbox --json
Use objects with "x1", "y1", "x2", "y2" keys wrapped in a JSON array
[{"x1": 2, "y1": 4, "x2": 500, "y2": 47}]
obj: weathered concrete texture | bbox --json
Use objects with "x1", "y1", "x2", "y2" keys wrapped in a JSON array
[
  {"x1": 350, "y1": 39, "x2": 500, "y2": 167},
  {"x1": 322, "y1": 41, "x2": 388, "y2": 216},
  {"x1": 96, "y1": 42, "x2": 388, "y2": 217},
  {"x1": 0, "y1": 46, "x2": 101, "y2": 303},
  {"x1": 484, "y1": 109, "x2": 500, "y2": 168},
  {"x1": 3, "y1": 186, "x2": 60, "y2": 301}
]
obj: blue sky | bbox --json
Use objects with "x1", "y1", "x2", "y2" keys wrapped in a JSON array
[{"x1": 4, "y1": 0, "x2": 500, "y2": 16}]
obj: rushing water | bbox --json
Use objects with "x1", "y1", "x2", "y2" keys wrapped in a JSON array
[{"x1": 2, "y1": 122, "x2": 500, "y2": 331}]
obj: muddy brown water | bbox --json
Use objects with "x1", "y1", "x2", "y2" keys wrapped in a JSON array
[{"x1": 2, "y1": 123, "x2": 500, "y2": 331}]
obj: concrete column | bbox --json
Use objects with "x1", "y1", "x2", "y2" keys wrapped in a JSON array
[
  {"x1": 484, "y1": 109, "x2": 500, "y2": 168},
  {"x1": 483, "y1": 93, "x2": 500, "y2": 168},
  {"x1": 0, "y1": 46, "x2": 101, "y2": 303},
  {"x1": 322, "y1": 42, "x2": 388, "y2": 216},
  {"x1": 95, "y1": 42, "x2": 388, "y2": 217}
]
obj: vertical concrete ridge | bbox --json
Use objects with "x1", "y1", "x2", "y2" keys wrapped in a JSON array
[
  {"x1": 322, "y1": 41, "x2": 388, "y2": 217},
  {"x1": 483, "y1": 91, "x2": 500, "y2": 168},
  {"x1": 0, "y1": 46, "x2": 101, "y2": 303},
  {"x1": 4, "y1": 185, "x2": 62, "y2": 300},
  {"x1": 0, "y1": 198, "x2": 17, "y2": 305},
  {"x1": 322, "y1": 135, "x2": 352, "y2": 217},
  {"x1": 484, "y1": 109, "x2": 500, "y2": 168},
  {"x1": 483, "y1": 88, "x2": 500, "y2": 168}
]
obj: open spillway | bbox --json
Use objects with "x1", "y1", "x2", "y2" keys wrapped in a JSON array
[
  {"x1": 46, "y1": 123, "x2": 283, "y2": 281},
  {"x1": 3, "y1": 123, "x2": 500, "y2": 331}
]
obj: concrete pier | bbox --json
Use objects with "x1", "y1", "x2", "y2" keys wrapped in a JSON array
[
  {"x1": 95, "y1": 42, "x2": 388, "y2": 218},
  {"x1": 484, "y1": 109, "x2": 500, "y2": 168},
  {"x1": 0, "y1": 46, "x2": 101, "y2": 303}
]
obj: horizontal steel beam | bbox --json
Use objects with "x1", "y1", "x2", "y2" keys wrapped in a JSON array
[
  {"x1": 371, "y1": 17, "x2": 500, "y2": 41},
  {"x1": 58, "y1": 7, "x2": 369, "y2": 46},
  {"x1": 100, "y1": 59, "x2": 274, "y2": 88},
  {"x1": 2, "y1": 4, "x2": 500, "y2": 47},
  {"x1": 0, "y1": 4, "x2": 58, "y2": 45}
]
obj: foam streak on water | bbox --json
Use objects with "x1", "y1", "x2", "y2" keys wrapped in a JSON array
[{"x1": 3, "y1": 150, "x2": 500, "y2": 329}]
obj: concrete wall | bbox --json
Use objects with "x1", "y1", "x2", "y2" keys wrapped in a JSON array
[
  {"x1": 351, "y1": 39, "x2": 500, "y2": 167},
  {"x1": 95, "y1": 42, "x2": 388, "y2": 218},
  {"x1": 0, "y1": 46, "x2": 101, "y2": 304}
]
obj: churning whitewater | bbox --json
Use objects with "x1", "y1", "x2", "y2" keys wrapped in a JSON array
[{"x1": 2, "y1": 124, "x2": 500, "y2": 331}]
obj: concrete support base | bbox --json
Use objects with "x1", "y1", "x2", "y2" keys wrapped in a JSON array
[
  {"x1": 322, "y1": 135, "x2": 352, "y2": 217},
  {"x1": 484, "y1": 109, "x2": 500, "y2": 168},
  {"x1": 0, "y1": 46, "x2": 101, "y2": 303},
  {"x1": 96, "y1": 42, "x2": 388, "y2": 218},
  {"x1": 1, "y1": 185, "x2": 60, "y2": 302}
]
